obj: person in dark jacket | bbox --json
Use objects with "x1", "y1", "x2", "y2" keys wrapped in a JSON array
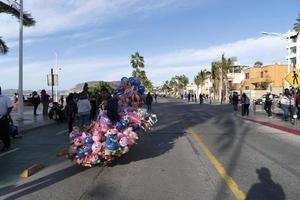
[
  {"x1": 232, "y1": 92, "x2": 239, "y2": 111},
  {"x1": 31, "y1": 91, "x2": 40, "y2": 116},
  {"x1": 64, "y1": 93, "x2": 77, "y2": 133},
  {"x1": 146, "y1": 92, "x2": 153, "y2": 112},
  {"x1": 100, "y1": 87, "x2": 119, "y2": 123},
  {"x1": 40, "y1": 89, "x2": 50, "y2": 116}
]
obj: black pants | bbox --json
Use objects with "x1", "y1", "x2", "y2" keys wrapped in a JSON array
[
  {"x1": 0, "y1": 117, "x2": 10, "y2": 148},
  {"x1": 242, "y1": 104, "x2": 250, "y2": 116},
  {"x1": 33, "y1": 104, "x2": 39, "y2": 115},
  {"x1": 147, "y1": 104, "x2": 152, "y2": 113},
  {"x1": 68, "y1": 117, "x2": 75, "y2": 133},
  {"x1": 264, "y1": 103, "x2": 272, "y2": 116}
]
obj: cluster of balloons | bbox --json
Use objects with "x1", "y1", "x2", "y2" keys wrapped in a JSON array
[{"x1": 68, "y1": 77, "x2": 158, "y2": 167}]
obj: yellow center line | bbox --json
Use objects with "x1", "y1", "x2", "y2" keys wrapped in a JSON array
[{"x1": 188, "y1": 128, "x2": 246, "y2": 200}]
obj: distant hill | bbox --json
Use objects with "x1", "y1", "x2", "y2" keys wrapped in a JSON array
[{"x1": 70, "y1": 81, "x2": 117, "y2": 93}]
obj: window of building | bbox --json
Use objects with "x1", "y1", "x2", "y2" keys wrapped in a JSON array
[
  {"x1": 291, "y1": 57, "x2": 297, "y2": 67},
  {"x1": 245, "y1": 86, "x2": 249, "y2": 90},
  {"x1": 291, "y1": 47, "x2": 297, "y2": 54},
  {"x1": 292, "y1": 37, "x2": 297, "y2": 43},
  {"x1": 261, "y1": 71, "x2": 263, "y2": 78},
  {"x1": 245, "y1": 73, "x2": 249, "y2": 79}
]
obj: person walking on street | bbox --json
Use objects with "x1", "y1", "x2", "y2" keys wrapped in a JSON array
[
  {"x1": 146, "y1": 92, "x2": 153, "y2": 113},
  {"x1": 60, "y1": 96, "x2": 64, "y2": 106},
  {"x1": 77, "y1": 92, "x2": 91, "y2": 129},
  {"x1": 154, "y1": 93, "x2": 158, "y2": 104},
  {"x1": 31, "y1": 91, "x2": 40, "y2": 116},
  {"x1": 187, "y1": 93, "x2": 191, "y2": 102},
  {"x1": 241, "y1": 93, "x2": 250, "y2": 116},
  {"x1": 264, "y1": 92, "x2": 273, "y2": 118},
  {"x1": 280, "y1": 88, "x2": 294, "y2": 121},
  {"x1": 232, "y1": 92, "x2": 239, "y2": 111},
  {"x1": 0, "y1": 86, "x2": 13, "y2": 151},
  {"x1": 199, "y1": 94, "x2": 203, "y2": 104},
  {"x1": 40, "y1": 89, "x2": 50, "y2": 116},
  {"x1": 64, "y1": 93, "x2": 77, "y2": 133}
]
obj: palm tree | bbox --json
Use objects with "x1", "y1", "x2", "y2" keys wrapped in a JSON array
[
  {"x1": 294, "y1": 13, "x2": 300, "y2": 33},
  {"x1": 130, "y1": 51, "x2": 144, "y2": 78},
  {"x1": 211, "y1": 61, "x2": 220, "y2": 100},
  {"x1": 220, "y1": 54, "x2": 233, "y2": 102},
  {"x1": 0, "y1": 1, "x2": 36, "y2": 54},
  {"x1": 175, "y1": 75, "x2": 189, "y2": 94},
  {"x1": 194, "y1": 70, "x2": 210, "y2": 96}
]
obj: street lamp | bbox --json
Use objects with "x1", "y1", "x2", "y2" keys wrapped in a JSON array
[
  {"x1": 54, "y1": 52, "x2": 61, "y2": 102},
  {"x1": 8, "y1": 0, "x2": 24, "y2": 120},
  {"x1": 262, "y1": 30, "x2": 291, "y2": 88},
  {"x1": 261, "y1": 30, "x2": 291, "y2": 73}
]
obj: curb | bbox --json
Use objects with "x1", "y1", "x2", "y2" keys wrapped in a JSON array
[
  {"x1": 244, "y1": 118, "x2": 300, "y2": 136},
  {"x1": 20, "y1": 163, "x2": 44, "y2": 177}
]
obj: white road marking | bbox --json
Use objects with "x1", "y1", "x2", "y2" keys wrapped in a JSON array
[
  {"x1": 55, "y1": 130, "x2": 68, "y2": 135},
  {"x1": 0, "y1": 148, "x2": 20, "y2": 157}
]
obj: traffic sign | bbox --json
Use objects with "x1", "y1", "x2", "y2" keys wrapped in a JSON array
[{"x1": 285, "y1": 68, "x2": 300, "y2": 88}]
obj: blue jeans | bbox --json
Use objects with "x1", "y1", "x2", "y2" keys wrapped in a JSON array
[
  {"x1": 79, "y1": 114, "x2": 90, "y2": 129},
  {"x1": 281, "y1": 104, "x2": 289, "y2": 121}
]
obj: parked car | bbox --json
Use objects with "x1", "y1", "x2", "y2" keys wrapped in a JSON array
[{"x1": 255, "y1": 94, "x2": 280, "y2": 105}]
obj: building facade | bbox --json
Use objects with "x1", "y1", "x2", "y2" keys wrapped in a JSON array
[
  {"x1": 241, "y1": 64, "x2": 288, "y2": 96},
  {"x1": 287, "y1": 31, "x2": 300, "y2": 68}
]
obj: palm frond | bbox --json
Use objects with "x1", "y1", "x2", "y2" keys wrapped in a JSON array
[
  {"x1": 0, "y1": 1, "x2": 36, "y2": 26},
  {"x1": 0, "y1": 37, "x2": 8, "y2": 54}
]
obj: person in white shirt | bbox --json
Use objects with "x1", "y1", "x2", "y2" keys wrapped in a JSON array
[
  {"x1": 77, "y1": 92, "x2": 91, "y2": 129},
  {"x1": 0, "y1": 86, "x2": 13, "y2": 151}
]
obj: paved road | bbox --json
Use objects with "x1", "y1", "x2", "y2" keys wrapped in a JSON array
[{"x1": 1, "y1": 97, "x2": 300, "y2": 200}]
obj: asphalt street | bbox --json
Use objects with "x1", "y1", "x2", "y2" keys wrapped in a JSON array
[{"x1": 0, "y1": 97, "x2": 300, "y2": 200}]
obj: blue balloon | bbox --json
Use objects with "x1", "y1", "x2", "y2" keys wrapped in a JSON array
[
  {"x1": 115, "y1": 122, "x2": 123, "y2": 131},
  {"x1": 135, "y1": 80, "x2": 141, "y2": 86},
  {"x1": 121, "y1": 121, "x2": 128, "y2": 128},
  {"x1": 85, "y1": 137, "x2": 93, "y2": 144},
  {"x1": 76, "y1": 150, "x2": 84, "y2": 158},
  {"x1": 138, "y1": 85, "x2": 145, "y2": 95},
  {"x1": 105, "y1": 140, "x2": 120, "y2": 150},
  {"x1": 83, "y1": 145, "x2": 92, "y2": 153},
  {"x1": 121, "y1": 77, "x2": 129, "y2": 85},
  {"x1": 114, "y1": 88, "x2": 123, "y2": 96},
  {"x1": 129, "y1": 77, "x2": 135, "y2": 85}
]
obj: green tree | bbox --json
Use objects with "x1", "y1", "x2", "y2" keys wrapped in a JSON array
[
  {"x1": 294, "y1": 13, "x2": 300, "y2": 33},
  {"x1": 0, "y1": 1, "x2": 36, "y2": 54},
  {"x1": 194, "y1": 70, "x2": 210, "y2": 95},
  {"x1": 88, "y1": 81, "x2": 113, "y2": 93},
  {"x1": 220, "y1": 54, "x2": 233, "y2": 102},
  {"x1": 211, "y1": 61, "x2": 220, "y2": 99},
  {"x1": 175, "y1": 75, "x2": 189, "y2": 93},
  {"x1": 138, "y1": 70, "x2": 154, "y2": 92},
  {"x1": 254, "y1": 61, "x2": 263, "y2": 67},
  {"x1": 130, "y1": 51, "x2": 144, "y2": 78}
]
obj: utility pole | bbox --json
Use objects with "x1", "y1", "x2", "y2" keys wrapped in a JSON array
[
  {"x1": 51, "y1": 68, "x2": 54, "y2": 101},
  {"x1": 17, "y1": 0, "x2": 24, "y2": 120}
]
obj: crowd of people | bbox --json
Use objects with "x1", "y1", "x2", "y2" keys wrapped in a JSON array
[
  {"x1": 230, "y1": 88, "x2": 300, "y2": 123},
  {"x1": 0, "y1": 82, "x2": 159, "y2": 152},
  {"x1": 181, "y1": 93, "x2": 209, "y2": 104}
]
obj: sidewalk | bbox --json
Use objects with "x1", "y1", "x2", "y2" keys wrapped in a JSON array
[
  {"x1": 238, "y1": 107, "x2": 300, "y2": 136},
  {"x1": 10, "y1": 105, "x2": 55, "y2": 133}
]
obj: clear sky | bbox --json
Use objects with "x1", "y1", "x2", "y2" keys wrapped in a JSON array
[{"x1": 0, "y1": 0, "x2": 299, "y2": 90}]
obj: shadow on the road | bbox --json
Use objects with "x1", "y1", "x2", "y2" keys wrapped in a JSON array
[
  {"x1": 246, "y1": 167, "x2": 286, "y2": 200},
  {"x1": 0, "y1": 165, "x2": 86, "y2": 200}
]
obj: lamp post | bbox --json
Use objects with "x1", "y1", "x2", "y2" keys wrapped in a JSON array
[
  {"x1": 8, "y1": 0, "x2": 24, "y2": 119},
  {"x1": 262, "y1": 30, "x2": 291, "y2": 88}
]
